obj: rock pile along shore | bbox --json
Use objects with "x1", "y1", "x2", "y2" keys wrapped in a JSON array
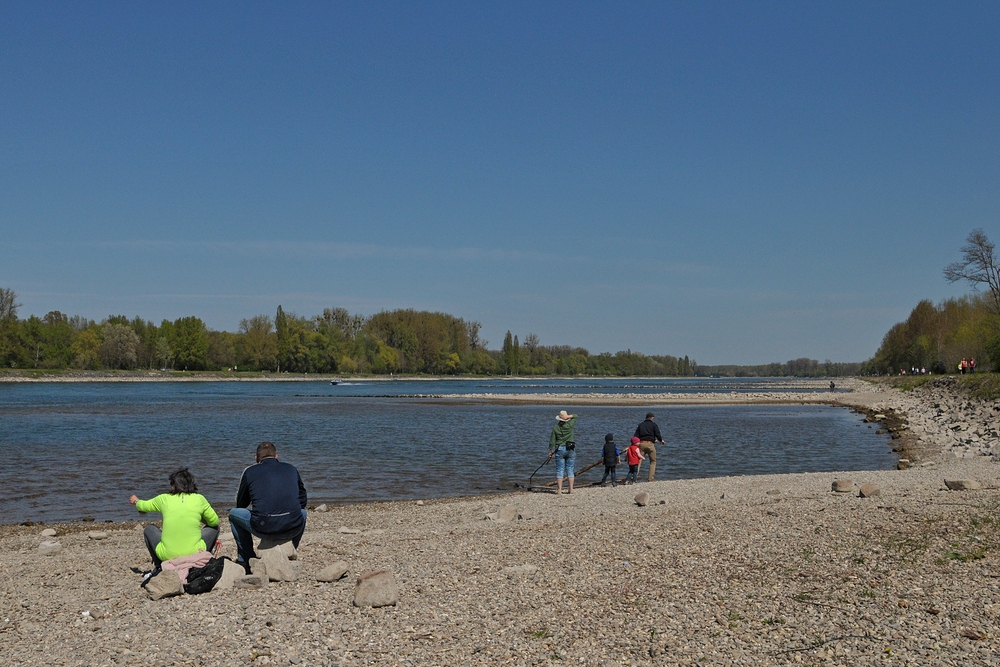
[{"x1": 2, "y1": 377, "x2": 999, "y2": 666}]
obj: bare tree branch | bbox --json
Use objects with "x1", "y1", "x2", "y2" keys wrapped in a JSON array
[
  {"x1": 0, "y1": 288, "x2": 20, "y2": 322},
  {"x1": 943, "y1": 229, "x2": 1000, "y2": 319}
]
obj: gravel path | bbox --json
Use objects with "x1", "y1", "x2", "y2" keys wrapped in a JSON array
[{"x1": 2, "y1": 378, "x2": 999, "y2": 666}]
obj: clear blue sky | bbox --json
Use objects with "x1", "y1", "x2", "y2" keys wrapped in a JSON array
[{"x1": 2, "y1": 2, "x2": 997, "y2": 364}]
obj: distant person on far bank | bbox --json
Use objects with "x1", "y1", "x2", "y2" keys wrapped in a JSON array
[
  {"x1": 633, "y1": 412, "x2": 665, "y2": 482},
  {"x1": 229, "y1": 441, "x2": 308, "y2": 570},
  {"x1": 548, "y1": 410, "x2": 578, "y2": 494},
  {"x1": 599, "y1": 433, "x2": 620, "y2": 487}
]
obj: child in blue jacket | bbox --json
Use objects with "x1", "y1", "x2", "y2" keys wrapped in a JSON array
[{"x1": 600, "y1": 433, "x2": 620, "y2": 487}]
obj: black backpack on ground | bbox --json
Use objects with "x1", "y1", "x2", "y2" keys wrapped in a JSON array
[{"x1": 184, "y1": 557, "x2": 225, "y2": 595}]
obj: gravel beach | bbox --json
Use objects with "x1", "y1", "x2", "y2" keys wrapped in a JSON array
[{"x1": 3, "y1": 377, "x2": 999, "y2": 666}]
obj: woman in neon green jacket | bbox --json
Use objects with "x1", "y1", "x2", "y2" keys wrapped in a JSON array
[{"x1": 129, "y1": 468, "x2": 220, "y2": 567}]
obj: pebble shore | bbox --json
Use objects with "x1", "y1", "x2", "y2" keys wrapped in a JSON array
[{"x1": 2, "y1": 378, "x2": 999, "y2": 666}]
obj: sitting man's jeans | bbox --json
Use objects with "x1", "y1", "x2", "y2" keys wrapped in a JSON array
[{"x1": 229, "y1": 508, "x2": 307, "y2": 563}]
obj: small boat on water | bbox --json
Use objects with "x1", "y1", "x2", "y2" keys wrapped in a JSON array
[{"x1": 330, "y1": 378, "x2": 343, "y2": 385}]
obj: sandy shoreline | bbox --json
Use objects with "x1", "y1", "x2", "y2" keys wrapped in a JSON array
[{"x1": 3, "y1": 377, "x2": 999, "y2": 666}]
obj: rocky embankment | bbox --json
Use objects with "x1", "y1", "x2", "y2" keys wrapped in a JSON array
[
  {"x1": 835, "y1": 377, "x2": 1000, "y2": 467},
  {"x1": 2, "y1": 377, "x2": 999, "y2": 667}
]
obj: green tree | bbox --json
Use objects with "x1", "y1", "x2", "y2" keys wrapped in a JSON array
[
  {"x1": 37, "y1": 311, "x2": 75, "y2": 368},
  {"x1": 71, "y1": 326, "x2": 102, "y2": 369},
  {"x1": 239, "y1": 315, "x2": 278, "y2": 371},
  {"x1": 166, "y1": 316, "x2": 209, "y2": 370},
  {"x1": 512, "y1": 335, "x2": 521, "y2": 375},
  {"x1": 0, "y1": 288, "x2": 21, "y2": 367},
  {"x1": 154, "y1": 336, "x2": 173, "y2": 369},
  {"x1": 275, "y1": 305, "x2": 289, "y2": 372},
  {"x1": 207, "y1": 330, "x2": 238, "y2": 370},
  {"x1": 523, "y1": 333, "x2": 540, "y2": 366},
  {"x1": 129, "y1": 317, "x2": 160, "y2": 369},
  {"x1": 99, "y1": 323, "x2": 141, "y2": 369},
  {"x1": 501, "y1": 331, "x2": 514, "y2": 375}
]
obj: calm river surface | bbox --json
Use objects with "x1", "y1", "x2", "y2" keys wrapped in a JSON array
[{"x1": 0, "y1": 379, "x2": 895, "y2": 524}]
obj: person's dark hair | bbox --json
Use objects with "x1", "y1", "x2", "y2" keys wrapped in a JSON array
[
  {"x1": 646, "y1": 412, "x2": 655, "y2": 419},
  {"x1": 256, "y1": 441, "x2": 277, "y2": 461},
  {"x1": 169, "y1": 468, "x2": 198, "y2": 494}
]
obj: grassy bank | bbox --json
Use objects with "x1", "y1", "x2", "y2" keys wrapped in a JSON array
[{"x1": 879, "y1": 372, "x2": 1000, "y2": 400}]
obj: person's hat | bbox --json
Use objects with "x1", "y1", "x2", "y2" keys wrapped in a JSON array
[
  {"x1": 556, "y1": 410, "x2": 572, "y2": 422},
  {"x1": 605, "y1": 433, "x2": 614, "y2": 442},
  {"x1": 631, "y1": 436, "x2": 640, "y2": 445}
]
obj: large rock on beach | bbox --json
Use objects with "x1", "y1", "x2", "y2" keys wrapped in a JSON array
[
  {"x1": 832, "y1": 479, "x2": 854, "y2": 493},
  {"x1": 944, "y1": 479, "x2": 983, "y2": 491},
  {"x1": 39, "y1": 528, "x2": 57, "y2": 537},
  {"x1": 251, "y1": 550, "x2": 300, "y2": 582},
  {"x1": 858, "y1": 483, "x2": 881, "y2": 498},
  {"x1": 634, "y1": 492, "x2": 649, "y2": 507},
  {"x1": 87, "y1": 531, "x2": 109, "y2": 540},
  {"x1": 212, "y1": 559, "x2": 245, "y2": 592},
  {"x1": 38, "y1": 540, "x2": 61, "y2": 556},
  {"x1": 145, "y1": 571, "x2": 184, "y2": 600},
  {"x1": 317, "y1": 561, "x2": 350, "y2": 582},
  {"x1": 257, "y1": 538, "x2": 297, "y2": 560},
  {"x1": 353, "y1": 570, "x2": 398, "y2": 608}
]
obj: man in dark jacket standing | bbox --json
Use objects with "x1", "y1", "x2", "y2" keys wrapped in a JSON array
[
  {"x1": 229, "y1": 441, "x2": 308, "y2": 567},
  {"x1": 633, "y1": 412, "x2": 665, "y2": 482}
]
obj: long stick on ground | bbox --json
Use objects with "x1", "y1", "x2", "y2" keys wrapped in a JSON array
[{"x1": 542, "y1": 459, "x2": 603, "y2": 487}]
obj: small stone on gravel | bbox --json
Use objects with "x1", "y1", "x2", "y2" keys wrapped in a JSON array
[
  {"x1": 317, "y1": 561, "x2": 350, "y2": 582},
  {"x1": 832, "y1": 479, "x2": 854, "y2": 492},
  {"x1": 38, "y1": 540, "x2": 61, "y2": 556},
  {"x1": 353, "y1": 570, "x2": 398, "y2": 608},
  {"x1": 944, "y1": 479, "x2": 982, "y2": 490}
]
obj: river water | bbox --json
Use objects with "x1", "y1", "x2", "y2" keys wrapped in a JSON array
[{"x1": 0, "y1": 379, "x2": 895, "y2": 524}]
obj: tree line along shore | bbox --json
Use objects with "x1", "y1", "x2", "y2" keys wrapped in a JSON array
[
  {"x1": 1, "y1": 230, "x2": 998, "y2": 379},
  {"x1": 0, "y1": 288, "x2": 862, "y2": 378}
]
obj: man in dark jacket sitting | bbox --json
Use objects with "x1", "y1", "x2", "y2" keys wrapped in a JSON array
[{"x1": 229, "y1": 441, "x2": 308, "y2": 568}]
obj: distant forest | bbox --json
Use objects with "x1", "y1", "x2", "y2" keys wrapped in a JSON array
[
  {"x1": 866, "y1": 229, "x2": 1000, "y2": 375},
  {"x1": 0, "y1": 287, "x2": 856, "y2": 377},
  {"x1": 867, "y1": 293, "x2": 1000, "y2": 374}
]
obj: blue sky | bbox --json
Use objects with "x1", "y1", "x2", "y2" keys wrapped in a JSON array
[{"x1": 2, "y1": 2, "x2": 998, "y2": 364}]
